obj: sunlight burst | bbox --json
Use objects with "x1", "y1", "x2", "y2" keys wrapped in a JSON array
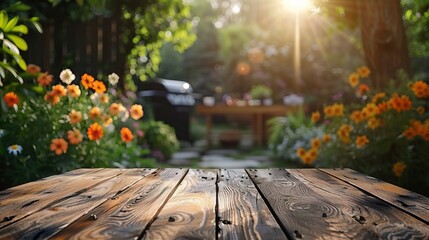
[{"x1": 283, "y1": 0, "x2": 313, "y2": 13}]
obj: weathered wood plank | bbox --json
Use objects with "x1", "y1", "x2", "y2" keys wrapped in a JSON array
[
  {"x1": 142, "y1": 169, "x2": 217, "y2": 240},
  {"x1": 0, "y1": 169, "x2": 154, "y2": 240},
  {"x1": 51, "y1": 168, "x2": 188, "y2": 240},
  {"x1": 290, "y1": 169, "x2": 429, "y2": 239},
  {"x1": 321, "y1": 168, "x2": 429, "y2": 224},
  {"x1": 217, "y1": 169, "x2": 287, "y2": 240},
  {"x1": 0, "y1": 168, "x2": 121, "y2": 229},
  {"x1": 247, "y1": 168, "x2": 376, "y2": 239}
]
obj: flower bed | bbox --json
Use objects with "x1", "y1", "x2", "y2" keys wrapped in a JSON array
[
  {"x1": 0, "y1": 66, "x2": 155, "y2": 189},
  {"x1": 269, "y1": 67, "x2": 429, "y2": 195}
]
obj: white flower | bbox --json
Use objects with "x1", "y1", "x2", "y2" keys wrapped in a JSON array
[
  {"x1": 8, "y1": 144, "x2": 23, "y2": 156},
  {"x1": 108, "y1": 73, "x2": 119, "y2": 85},
  {"x1": 0, "y1": 129, "x2": 5, "y2": 138},
  {"x1": 90, "y1": 93, "x2": 101, "y2": 104},
  {"x1": 60, "y1": 69, "x2": 76, "y2": 85},
  {"x1": 119, "y1": 105, "x2": 129, "y2": 122}
]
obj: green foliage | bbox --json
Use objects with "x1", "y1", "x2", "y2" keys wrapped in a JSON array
[
  {"x1": 402, "y1": 0, "x2": 429, "y2": 57},
  {"x1": 268, "y1": 108, "x2": 322, "y2": 165},
  {"x1": 0, "y1": 3, "x2": 42, "y2": 86},
  {"x1": 249, "y1": 84, "x2": 272, "y2": 99},
  {"x1": 0, "y1": 68, "x2": 154, "y2": 189},
  {"x1": 139, "y1": 120, "x2": 180, "y2": 161}
]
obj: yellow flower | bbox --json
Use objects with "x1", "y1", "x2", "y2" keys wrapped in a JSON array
[
  {"x1": 130, "y1": 104, "x2": 144, "y2": 120},
  {"x1": 367, "y1": 117, "x2": 382, "y2": 129},
  {"x1": 350, "y1": 111, "x2": 363, "y2": 123},
  {"x1": 357, "y1": 66, "x2": 370, "y2": 78},
  {"x1": 311, "y1": 138, "x2": 321, "y2": 148},
  {"x1": 311, "y1": 111, "x2": 321, "y2": 123},
  {"x1": 355, "y1": 135, "x2": 369, "y2": 148},
  {"x1": 392, "y1": 162, "x2": 406, "y2": 177},
  {"x1": 348, "y1": 73, "x2": 359, "y2": 87},
  {"x1": 324, "y1": 104, "x2": 343, "y2": 118},
  {"x1": 297, "y1": 148, "x2": 306, "y2": 158},
  {"x1": 371, "y1": 92, "x2": 386, "y2": 103},
  {"x1": 109, "y1": 103, "x2": 122, "y2": 116},
  {"x1": 362, "y1": 103, "x2": 378, "y2": 118}
]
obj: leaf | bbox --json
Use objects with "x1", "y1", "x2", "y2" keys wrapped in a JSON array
[
  {"x1": 7, "y1": 34, "x2": 28, "y2": 51},
  {"x1": 32, "y1": 22, "x2": 43, "y2": 33},
  {"x1": 76, "y1": 0, "x2": 84, "y2": 6},
  {"x1": 10, "y1": 24, "x2": 28, "y2": 34},
  {"x1": 4, "y1": 15, "x2": 19, "y2": 32},
  {"x1": 0, "y1": 66, "x2": 5, "y2": 78},
  {"x1": 0, "y1": 11, "x2": 8, "y2": 29},
  {"x1": 13, "y1": 54, "x2": 27, "y2": 71},
  {"x1": 2, "y1": 38, "x2": 19, "y2": 54},
  {"x1": 7, "y1": 2, "x2": 31, "y2": 12}
]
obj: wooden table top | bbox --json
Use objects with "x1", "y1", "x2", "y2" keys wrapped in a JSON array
[{"x1": 0, "y1": 168, "x2": 428, "y2": 239}]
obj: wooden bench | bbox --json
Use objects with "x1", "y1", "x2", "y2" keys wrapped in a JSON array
[{"x1": 0, "y1": 168, "x2": 428, "y2": 239}]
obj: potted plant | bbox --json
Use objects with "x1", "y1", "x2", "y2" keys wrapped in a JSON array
[{"x1": 249, "y1": 84, "x2": 273, "y2": 105}]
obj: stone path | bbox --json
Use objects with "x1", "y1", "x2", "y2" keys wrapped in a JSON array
[{"x1": 168, "y1": 147, "x2": 273, "y2": 168}]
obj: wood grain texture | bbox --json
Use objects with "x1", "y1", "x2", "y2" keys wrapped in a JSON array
[
  {"x1": 51, "y1": 168, "x2": 188, "y2": 240},
  {"x1": 321, "y1": 168, "x2": 429, "y2": 224},
  {"x1": 217, "y1": 169, "x2": 287, "y2": 240},
  {"x1": 247, "y1": 168, "x2": 375, "y2": 239},
  {"x1": 290, "y1": 169, "x2": 429, "y2": 239},
  {"x1": 0, "y1": 168, "x2": 121, "y2": 229},
  {"x1": 0, "y1": 168, "x2": 152, "y2": 240},
  {"x1": 143, "y1": 169, "x2": 217, "y2": 240}
]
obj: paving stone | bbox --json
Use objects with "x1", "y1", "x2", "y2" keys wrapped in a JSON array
[
  {"x1": 205, "y1": 149, "x2": 240, "y2": 156},
  {"x1": 171, "y1": 151, "x2": 200, "y2": 160},
  {"x1": 168, "y1": 158, "x2": 193, "y2": 166},
  {"x1": 198, "y1": 159, "x2": 262, "y2": 168}
]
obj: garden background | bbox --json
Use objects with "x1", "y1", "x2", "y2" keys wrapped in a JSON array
[{"x1": 0, "y1": 0, "x2": 428, "y2": 196}]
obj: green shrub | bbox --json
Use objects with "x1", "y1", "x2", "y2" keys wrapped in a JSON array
[{"x1": 139, "y1": 120, "x2": 179, "y2": 161}]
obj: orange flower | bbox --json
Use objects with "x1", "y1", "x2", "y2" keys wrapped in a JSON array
[
  {"x1": 26, "y1": 64, "x2": 41, "y2": 75},
  {"x1": 357, "y1": 66, "x2": 370, "y2": 78},
  {"x1": 348, "y1": 73, "x2": 359, "y2": 87},
  {"x1": 411, "y1": 81, "x2": 429, "y2": 98},
  {"x1": 87, "y1": 122, "x2": 104, "y2": 141},
  {"x1": 130, "y1": 104, "x2": 144, "y2": 120},
  {"x1": 358, "y1": 84, "x2": 370, "y2": 95},
  {"x1": 81, "y1": 73, "x2": 95, "y2": 89},
  {"x1": 3, "y1": 92, "x2": 19, "y2": 107},
  {"x1": 350, "y1": 111, "x2": 363, "y2": 123},
  {"x1": 92, "y1": 80, "x2": 106, "y2": 93},
  {"x1": 403, "y1": 128, "x2": 416, "y2": 140},
  {"x1": 44, "y1": 91, "x2": 60, "y2": 105},
  {"x1": 377, "y1": 101, "x2": 390, "y2": 114},
  {"x1": 389, "y1": 94, "x2": 412, "y2": 112},
  {"x1": 67, "y1": 84, "x2": 81, "y2": 98},
  {"x1": 311, "y1": 138, "x2": 321, "y2": 148},
  {"x1": 322, "y1": 134, "x2": 331, "y2": 142},
  {"x1": 337, "y1": 124, "x2": 352, "y2": 144},
  {"x1": 89, "y1": 107, "x2": 102, "y2": 120},
  {"x1": 324, "y1": 105, "x2": 334, "y2": 117},
  {"x1": 392, "y1": 162, "x2": 406, "y2": 177},
  {"x1": 120, "y1": 127, "x2": 134, "y2": 143},
  {"x1": 37, "y1": 72, "x2": 53, "y2": 87},
  {"x1": 109, "y1": 103, "x2": 122, "y2": 116},
  {"x1": 355, "y1": 135, "x2": 369, "y2": 148},
  {"x1": 67, "y1": 128, "x2": 83, "y2": 145},
  {"x1": 52, "y1": 84, "x2": 67, "y2": 97},
  {"x1": 69, "y1": 110, "x2": 82, "y2": 124},
  {"x1": 311, "y1": 111, "x2": 321, "y2": 123},
  {"x1": 50, "y1": 138, "x2": 68, "y2": 155}
]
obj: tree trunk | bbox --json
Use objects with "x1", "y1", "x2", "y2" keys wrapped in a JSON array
[{"x1": 358, "y1": 0, "x2": 410, "y2": 89}]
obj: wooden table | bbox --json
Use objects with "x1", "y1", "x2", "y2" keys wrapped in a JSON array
[
  {"x1": 1, "y1": 168, "x2": 428, "y2": 239},
  {"x1": 195, "y1": 105, "x2": 299, "y2": 147}
]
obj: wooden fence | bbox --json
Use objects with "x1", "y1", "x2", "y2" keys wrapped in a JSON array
[{"x1": 22, "y1": 16, "x2": 126, "y2": 80}]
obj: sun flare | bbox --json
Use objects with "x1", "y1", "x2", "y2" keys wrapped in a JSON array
[{"x1": 283, "y1": 0, "x2": 313, "y2": 13}]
